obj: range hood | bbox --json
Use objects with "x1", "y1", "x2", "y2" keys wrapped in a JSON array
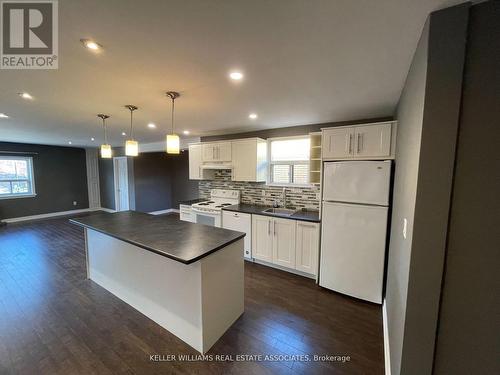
[{"x1": 201, "y1": 163, "x2": 233, "y2": 170}]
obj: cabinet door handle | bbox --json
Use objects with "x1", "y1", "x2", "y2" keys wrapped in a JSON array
[
  {"x1": 300, "y1": 223, "x2": 316, "y2": 228},
  {"x1": 357, "y1": 133, "x2": 362, "y2": 153},
  {"x1": 212, "y1": 147, "x2": 215, "y2": 159},
  {"x1": 268, "y1": 221, "x2": 270, "y2": 235},
  {"x1": 274, "y1": 221, "x2": 276, "y2": 236},
  {"x1": 348, "y1": 134, "x2": 353, "y2": 154}
]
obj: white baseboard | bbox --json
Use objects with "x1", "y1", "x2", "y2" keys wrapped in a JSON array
[
  {"x1": 253, "y1": 258, "x2": 316, "y2": 279},
  {"x1": 1, "y1": 207, "x2": 112, "y2": 223},
  {"x1": 149, "y1": 208, "x2": 180, "y2": 215},
  {"x1": 99, "y1": 208, "x2": 116, "y2": 213},
  {"x1": 383, "y1": 299, "x2": 392, "y2": 375}
]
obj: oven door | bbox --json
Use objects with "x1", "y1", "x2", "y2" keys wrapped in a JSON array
[{"x1": 191, "y1": 208, "x2": 221, "y2": 227}]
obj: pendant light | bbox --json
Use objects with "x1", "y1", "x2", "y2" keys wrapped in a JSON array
[
  {"x1": 124, "y1": 105, "x2": 139, "y2": 156},
  {"x1": 165, "y1": 91, "x2": 180, "y2": 154},
  {"x1": 98, "y1": 114, "x2": 112, "y2": 158}
]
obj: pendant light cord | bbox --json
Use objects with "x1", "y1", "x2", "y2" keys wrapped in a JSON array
[
  {"x1": 103, "y1": 118, "x2": 107, "y2": 144},
  {"x1": 130, "y1": 110, "x2": 134, "y2": 139},
  {"x1": 171, "y1": 97, "x2": 175, "y2": 134}
]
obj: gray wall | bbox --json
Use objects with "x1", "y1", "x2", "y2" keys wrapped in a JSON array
[
  {"x1": 433, "y1": 2, "x2": 500, "y2": 374},
  {"x1": 201, "y1": 116, "x2": 392, "y2": 142},
  {"x1": 98, "y1": 157, "x2": 115, "y2": 210},
  {"x1": 171, "y1": 151, "x2": 199, "y2": 208},
  {"x1": 133, "y1": 151, "x2": 198, "y2": 213},
  {"x1": 385, "y1": 3, "x2": 469, "y2": 375},
  {"x1": 0, "y1": 142, "x2": 89, "y2": 219},
  {"x1": 98, "y1": 147, "x2": 135, "y2": 211}
]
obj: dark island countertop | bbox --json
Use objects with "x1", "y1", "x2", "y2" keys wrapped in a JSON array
[
  {"x1": 179, "y1": 198, "x2": 206, "y2": 205},
  {"x1": 222, "y1": 204, "x2": 321, "y2": 223},
  {"x1": 70, "y1": 211, "x2": 245, "y2": 264}
]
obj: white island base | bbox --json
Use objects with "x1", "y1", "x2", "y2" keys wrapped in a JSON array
[{"x1": 85, "y1": 228, "x2": 244, "y2": 353}]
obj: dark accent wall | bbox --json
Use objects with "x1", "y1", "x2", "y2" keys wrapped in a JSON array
[
  {"x1": 171, "y1": 151, "x2": 199, "y2": 208},
  {"x1": 133, "y1": 152, "x2": 173, "y2": 212},
  {"x1": 433, "y1": 2, "x2": 500, "y2": 374},
  {"x1": 200, "y1": 117, "x2": 393, "y2": 142},
  {"x1": 0, "y1": 142, "x2": 89, "y2": 219},
  {"x1": 385, "y1": 3, "x2": 470, "y2": 375},
  {"x1": 98, "y1": 158, "x2": 115, "y2": 210},
  {"x1": 133, "y1": 151, "x2": 198, "y2": 213},
  {"x1": 98, "y1": 147, "x2": 136, "y2": 211}
]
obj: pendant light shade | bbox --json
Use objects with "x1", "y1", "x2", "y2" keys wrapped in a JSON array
[
  {"x1": 166, "y1": 134, "x2": 180, "y2": 154},
  {"x1": 124, "y1": 105, "x2": 139, "y2": 157},
  {"x1": 100, "y1": 144, "x2": 112, "y2": 158},
  {"x1": 98, "y1": 114, "x2": 112, "y2": 159},
  {"x1": 125, "y1": 140, "x2": 138, "y2": 156},
  {"x1": 165, "y1": 91, "x2": 180, "y2": 154}
]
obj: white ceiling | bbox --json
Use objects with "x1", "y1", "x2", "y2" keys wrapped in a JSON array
[{"x1": 0, "y1": 0, "x2": 462, "y2": 148}]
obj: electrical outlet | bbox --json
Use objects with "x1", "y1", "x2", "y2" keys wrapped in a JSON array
[
  {"x1": 73, "y1": 201, "x2": 77, "y2": 206},
  {"x1": 403, "y1": 218, "x2": 407, "y2": 239}
]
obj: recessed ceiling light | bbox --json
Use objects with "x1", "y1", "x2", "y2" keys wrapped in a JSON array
[
  {"x1": 81, "y1": 39, "x2": 102, "y2": 51},
  {"x1": 147, "y1": 123, "x2": 156, "y2": 129},
  {"x1": 68, "y1": 141, "x2": 72, "y2": 145},
  {"x1": 122, "y1": 132, "x2": 126, "y2": 136},
  {"x1": 0, "y1": 113, "x2": 9, "y2": 118},
  {"x1": 91, "y1": 137, "x2": 95, "y2": 141},
  {"x1": 18, "y1": 92, "x2": 33, "y2": 100},
  {"x1": 249, "y1": 113, "x2": 258, "y2": 120},
  {"x1": 229, "y1": 71, "x2": 244, "y2": 81},
  {"x1": 183, "y1": 130, "x2": 190, "y2": 135}
]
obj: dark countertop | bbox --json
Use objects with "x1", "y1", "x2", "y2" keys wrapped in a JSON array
[
  {"x1": 179, "y1": 198, "x2": 206, "y2": 205},
  {"x1": 70, "y1": 211, "x2": 245, "y2": 265},
  {"x1": 222, "y1": 204, "x2": 321, "y2": 223}
]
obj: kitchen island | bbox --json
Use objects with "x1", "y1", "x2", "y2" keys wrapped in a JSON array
[{"x1": 70, "y1": 211, "x2": 245, "y2": 354}]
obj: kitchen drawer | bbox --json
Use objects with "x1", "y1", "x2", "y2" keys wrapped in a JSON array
[{"x1": 179, "y1": 204, "x2": 194, "y2": 223}]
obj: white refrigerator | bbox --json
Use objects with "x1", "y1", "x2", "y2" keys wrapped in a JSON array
[{"x1": 319, "y1": 161, "x2": 391, "y2": 304}]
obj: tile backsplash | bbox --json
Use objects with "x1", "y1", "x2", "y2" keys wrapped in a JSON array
[{"x1": 199, "y1": 170, "x2": 320, "y2": 210}]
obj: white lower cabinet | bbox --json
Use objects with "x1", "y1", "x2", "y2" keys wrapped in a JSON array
[
  {"x1": 295, "y1": 221, "x2": 320, "y2": 275},
  {"x1": 252, "y1": 215, "x2": 273, "y2": 262},
  {"x1": 272, "y1": 217, "x2": 296, "y2": 269},
  {"x1": 252, "y1": 214, "x2": 319, "y2": 277},
  {"x1": 222, "y1": 211, "x2": 252, "y2": 259}
]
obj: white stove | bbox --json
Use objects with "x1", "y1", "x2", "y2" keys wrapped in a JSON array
[{"x1": 191, "y1": 189, "x2": 240, "y2": 227}]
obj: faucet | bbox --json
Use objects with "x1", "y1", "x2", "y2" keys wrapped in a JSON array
[{"x1": 272, "y1": 188, "x2": 287, "y2": 208}]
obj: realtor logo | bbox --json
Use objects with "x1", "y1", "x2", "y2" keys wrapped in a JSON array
[{"x1": 1, "y1": 0, "x2": 58, "y2": 69}]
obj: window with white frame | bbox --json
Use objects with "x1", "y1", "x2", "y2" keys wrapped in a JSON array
[
  {"x1": 0, "y1": 156, "x2": 35, "y2": 198},
  {"x1": 268, "y1": 136, "x2": 310, "y2": 185}
]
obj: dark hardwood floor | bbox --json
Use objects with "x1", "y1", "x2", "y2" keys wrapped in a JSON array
[{"x1": 0, "y1": 214, "x2": 384, "y2": 375}]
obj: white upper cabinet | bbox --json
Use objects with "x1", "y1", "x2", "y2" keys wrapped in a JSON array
[
  {"x1": 232, "y1": 138, "x2": 267, "y2": 182},
  {"x1": 322, "y1": 121, "x2": 396, "y2": 160},
  {"x1": 354, "y1": 123, "x2": 392, "y2": 158},
  {"x1": 322, "y1": 127, "x2": 354, "y2": 159},
  {"x1": 202, "y1": 142, "x2": 232, "y2": 162},
  {"x1": 188, "y1": 144, "x2": 203, "y2": 180}
]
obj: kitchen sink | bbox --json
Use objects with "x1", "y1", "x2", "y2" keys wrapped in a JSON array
[{"x1": 262, "y1": 207, "x2": 297, "y2": 216}]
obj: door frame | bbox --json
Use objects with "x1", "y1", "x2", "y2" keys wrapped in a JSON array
[{"x1": 113, "y1": 157, "x2": 129, "y2": 211}]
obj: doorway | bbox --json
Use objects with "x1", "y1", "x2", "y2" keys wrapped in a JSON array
[{"x1": 113, "y1": 157, "x2": 129, "y2": 211}]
